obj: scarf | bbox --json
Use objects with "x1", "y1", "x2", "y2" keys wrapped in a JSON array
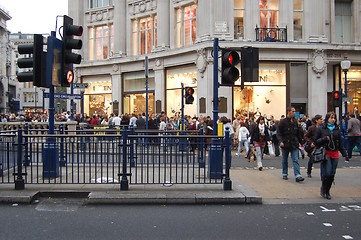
[
  {"x1": 327, "y1": 123, "x2": 335, "y2": 131},
  {"x1": 258, "y1": 123, "x2": 265, "y2": 135}
]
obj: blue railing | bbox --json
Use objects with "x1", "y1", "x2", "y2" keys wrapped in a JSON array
[{"x1": 0, "y1": 126, "x2": 232, "y2": 190}]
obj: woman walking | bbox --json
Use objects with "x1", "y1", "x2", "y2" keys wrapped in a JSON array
[
  {"x1": 304, "y1": 114, "x2": 323, "y2": 178},
  {"x1": 250, "y1": 116, "x2": 271, "y2": 171},
  {"x1": 235, "y1": 122, "x2": 250, "y2": 157},
  {"x1": 314, "y1": 112, "x2": 348, "y2": 200}
]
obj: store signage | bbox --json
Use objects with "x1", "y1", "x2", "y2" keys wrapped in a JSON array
[
  {"x1": 44, "y1": 93, "x2": 83, "y2": 99},
  {"x1": 343, "y1": 97, "x2": 353, "y2": 102},
  {"x1": 74, "y1": 83, "x2": 89, "y2": 88}
]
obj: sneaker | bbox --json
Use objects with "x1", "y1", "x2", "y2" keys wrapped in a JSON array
[
  {"x1": 307, "y1": 174, "x2": 312, "y2": 178},
  {"x1": 296, "y1": 177, "x2": 305, "y2": 182},
  {"x1": 282, "y1": 176, "x2": 288, "y2": 180},
  {"x1": 235, "y1": 153, "x2": 239, "y2": 157}
]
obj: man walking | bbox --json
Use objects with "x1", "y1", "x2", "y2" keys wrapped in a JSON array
[
  {"x1": 277, "y1": 107, "x2": 305, "y2": 182},
  {"x1": 347, "y1": 113, "x2": 361, "y2": 161}
]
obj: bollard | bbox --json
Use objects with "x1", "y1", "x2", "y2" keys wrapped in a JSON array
[
  {"x1": 14, "y1": 129, "x2": 25, "y2": 190},
  {"x1": 23, "y1": 123, "x2": 30, "y2": 166},
  {"x1": 120, "y1": 126, "x2": 129, "y2": 190},
  {"x1": 223, "y1": 127, "x2": 232, "y2": 190}
]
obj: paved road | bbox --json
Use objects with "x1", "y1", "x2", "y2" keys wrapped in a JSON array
[{"x1": 0, "y1": 201, "x2": 360, "y2": 240}]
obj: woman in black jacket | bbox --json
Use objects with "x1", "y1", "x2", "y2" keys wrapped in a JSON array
[
  {"x1": 314, "y1": 112, "x2": 348, "y2": 200},
  {"x1": 250, "y1": 116, "x2": 271, "y2": 171}
]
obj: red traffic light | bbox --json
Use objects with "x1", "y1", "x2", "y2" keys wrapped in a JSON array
[
  {"x1": 223, "y1": 51, "x2": 240, "y2": 67},
  {"x1": 334, "y1": 92, "x2": 339, "y2": 99}
]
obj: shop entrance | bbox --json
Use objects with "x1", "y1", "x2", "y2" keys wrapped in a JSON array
[{"x1": 123, "y1": 93, "x2": 154, "y2": 115}]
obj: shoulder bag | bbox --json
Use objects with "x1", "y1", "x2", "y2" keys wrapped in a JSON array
[{"x1": 311, "y1": 147, "x2": 326, "y2": 164}]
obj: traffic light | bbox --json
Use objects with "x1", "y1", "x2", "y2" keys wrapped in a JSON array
[
  {"x1": 241, "y1": 47, "x2": 259, "y2": 82},
  {"x1": 17, "y1": 34, "x2": 46, "y2": 87},
  {"x1": 9, "y1": 98, "x2": 14, "y2": 112},
  {"x1": 62, "y1": 15, "x2": 83, "y2": 87},
  {"x1": 332, "y1": 90, "x2": 342, "y2": 107},
  {"x1": 185, "y1": 87, "x2": 195, "y2": 104},
  {"x1": 221, "y1": 50, "x2": 240, "y2": 85}
]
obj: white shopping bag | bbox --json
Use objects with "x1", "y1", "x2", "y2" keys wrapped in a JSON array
[{"x1": 267, "y1": 142, "x2": 274, "y2": 155}]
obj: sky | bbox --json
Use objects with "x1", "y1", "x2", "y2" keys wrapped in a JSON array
[{"x1": 0, "y1": 0, "x2": 68, "y2": 34}]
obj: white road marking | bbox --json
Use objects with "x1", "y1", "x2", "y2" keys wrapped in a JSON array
[
  {"x1": 320, "y1": 206, "x2": 336, "y2": 212},
  {"x1": 342, "y1": 235, "x2": 353, "y2": 239},
  {"x1": 323, "y1": 223, "x2": 333, "y2": 227},
  {"x1": 306, "y1": 212, "x2": 314, "y2": 216}
]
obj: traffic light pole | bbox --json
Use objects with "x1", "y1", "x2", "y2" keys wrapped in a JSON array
[
  {"x1": 70, "y1": 82, "x2": 74, "y2": 121},
  {"x1": 181, "y1": 83, "x2": 185, "y2": 130},
  {"x1": 145, "y1": 56, "x2": 149, "y2": 130},
  {"x1": 344, "y1": 70, "x2": 348, "y2": 129},
  {"x1": 208, "y1": 38, "x2": 222, "y2": 179}
]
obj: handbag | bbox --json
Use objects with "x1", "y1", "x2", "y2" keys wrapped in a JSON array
[{"x1": 311, "y1": 147, "x2": 326, "y2": 164}]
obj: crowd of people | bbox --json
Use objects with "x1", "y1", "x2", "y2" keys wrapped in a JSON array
[{"x1": 2, "y1": 107, "x2": 359, "y2": 200}]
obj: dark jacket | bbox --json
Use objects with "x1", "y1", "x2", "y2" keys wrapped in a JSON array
[
  {"x1": 136, "y1": 117, "x2": 146, "y2": 130},
  {"x1": 314, "y1": 123, "x2": 347, "y2": 157},
  {"x1": 277, "y1": 117, "x2": 303, "y2": 150},
  {"x1": 251, "y1": 124, "x2": 271, "y2": 143},
  {"x1": 304, "y1": 124, "x2": 317, "y2": 155}
]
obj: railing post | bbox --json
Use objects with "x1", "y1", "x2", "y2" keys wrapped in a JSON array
[
  {"x1": 199, "y1": 126, "x2": 205, "y2": 168},
  {"x1": 59, "y1": 124, "x2": 66, "y2": 167},
  {"x1": 129, "y1": 125, "x2": 135, "y2": 167},
  {"x1": 14, "y1": 129, "x2": 25, "y2": 190},
  {"x1": 223, "y1": 127, "x2": 232, "y2": 190},
  {"x1": 23, "y1": 123, "x2": 30, "y2": 166},
  {"x1": 120, "y1": 126, "x2": 129, "y2": 190}
]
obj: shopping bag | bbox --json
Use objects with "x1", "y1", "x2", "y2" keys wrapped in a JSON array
[
  {"x1": 267, "y1": 142, "x2": 274, "y2": 155},
  {"x1": 311, "y1": 147, "x2": 326, "y2": 164}
]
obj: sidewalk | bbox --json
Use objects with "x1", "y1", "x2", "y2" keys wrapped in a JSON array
[
  {"x1": 231, "y1": 167, "x2": 361, "y2": 204},
  {"x1": 1, "y1": 168, "x2": 360, "y2": 205},
  {"x1": 0, "y1": 178, "x2": 262, "y2": 205}
]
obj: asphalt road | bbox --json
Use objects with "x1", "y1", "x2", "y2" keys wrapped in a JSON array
[{"x1": 0, "y1": 200, "x2": 360, "y2": 240}]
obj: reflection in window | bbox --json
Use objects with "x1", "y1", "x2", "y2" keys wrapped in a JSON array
[
  {"x1": 89, "y1": 0, "x2": 114, "y2": 9},
  {"x1": 259, "y1": 0, "x2": 278, "y2": 28},
  {"x1": 234, "y1": 0, "x2": 244, "y2": 39},
  {"x1": 89, "y1": 24, "x2": 114, "y2": 60},
  {"x1": 293, "y1": 0, "x2": 303, "y2": 41},
  {"x1": 175, "y1": 4, "x2": 197, "y2": 48},
  {"x1": 132, "y1": 16, "x2": 157, "y2": 56}
]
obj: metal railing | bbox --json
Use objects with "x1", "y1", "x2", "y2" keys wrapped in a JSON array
[
  {"x1": 0, "y1": 126, "x2": 232, "y2": 190},
  {"x1": 255, "y1": 25, "x2": 287, "y2": 42}
]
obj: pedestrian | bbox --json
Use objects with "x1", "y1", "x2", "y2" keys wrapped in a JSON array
[
  {"x1": 277, "y1": 107, "x2": 305, "y2": 182},
  {"x1": 136, "y1": 114, "x2": 146, "y2": 130},
  {"x1": 250, "y1": 116, "x2": 271, "y2": 171},
  {"x1": 269, "y1": 120, "x2": 280, "y2": 157},
  {"x1": 304, "y1": 114, "x2": 323, "y2": 178},
  {"x1": 235, "y1": 122, "x2": 250, "y2": 157},
  {"x1": 233, "y1": 115, "x2": 243, "y2": 150},
  {"x1": 346, "y1": 113, "x2": 361, "y2": 161},
  {"x1": 315, "y1": 112, "x2": 348, "y2": 200},
  {"x1": 129, "y1": 113, "x2": 137, "y2": 129}
]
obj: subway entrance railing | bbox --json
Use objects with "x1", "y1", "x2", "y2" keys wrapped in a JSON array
[{"x1": 0, "y1": 126, "x2": 232, "y2": 191}]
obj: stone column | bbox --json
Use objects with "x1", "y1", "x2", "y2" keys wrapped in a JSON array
[
  {"x1": 111, "y1": 64, "x2": 122, "y2": 114},
  {"x1": 114, "y1": 0, "x2": 126, "y2": 56},
  {"x1": 156, "y1": 0, "x2": 170, "y2": 49},
  {"x1": 154, "y1": 58, "x2": 165, "y2": 113},
  {"x1": 308, "y1": 50, "x2": 328, "y2": 117}
]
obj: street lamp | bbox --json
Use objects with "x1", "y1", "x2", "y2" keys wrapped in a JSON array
[{"x1": 341, "y1": 58, "x2": 351, "y2": 129}]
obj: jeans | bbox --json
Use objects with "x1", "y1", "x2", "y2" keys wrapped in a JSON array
[
  {"x1": 281, "y1": 148, "x2": 302, "y2": 178},
  {"x1": 255, "y1": 146, "x2": 264, "y2": 164},
  {"x1": 274, "y1": 142, "x2": 280, "y2": 156},
  {"x1": 347, "y1": 135, "x2": 361, "y2": 158},
  {"x1": 320, "y1": 156, "x2": 338, "y2": 177},
  {"x1": 307, "y1": 157, "x2": 313, "y2": 175},
  {"x1": 237, "y1": 139, "x2": 249, "y2": 155}
]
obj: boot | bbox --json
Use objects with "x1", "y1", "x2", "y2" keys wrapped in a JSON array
[
  {"x1": 325, "y1": 175, "x2": 335, "y2": 200},
  {"x1": 320, "y1": 176, "x2": 327, "y2": 199}
]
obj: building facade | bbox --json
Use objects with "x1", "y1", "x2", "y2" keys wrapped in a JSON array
[
  {"x1": 69, "y1": 0, "x2": 361, "y2": 120},
  {"x1": 0, "y1": 7, "x2": 19, "y2": 113}
]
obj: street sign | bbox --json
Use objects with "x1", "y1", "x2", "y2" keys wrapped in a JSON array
[
  {"x1": 68, "y1": 96, "x2": 76, "y2": 100},
  {"x1": 67, "y1": 69, "x2": 74, "y2": 83},
  {"x1": 74, "y1": 83, "x2": 89, "y2": 88},
  {"x1": 343, "y1": 97, "x2": 353, "y2": 102},
  {"x1": 44, "y1": 93, "x2": 83, "y2": 99}
]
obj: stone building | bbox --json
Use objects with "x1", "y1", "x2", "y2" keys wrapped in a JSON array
[{"x1": 69, "y1": 0, "x2": 361, "y2": 120}]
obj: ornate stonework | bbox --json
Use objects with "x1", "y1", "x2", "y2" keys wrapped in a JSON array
[
  {"x1": 112, "y1": 64, "x2": 120, "y2": 73},
  {"x1": 196, "y1": 48, "x2": 207, "y2": 78},
  {"x1": 311, "y1": 49, "x2": 327, "y2": 77},
  {"x1": 129, "y1": 0, "x2": 157, "y2": 15},
  {"x1": 86, "y1": 8, "x2": 114, "y2": 23}
]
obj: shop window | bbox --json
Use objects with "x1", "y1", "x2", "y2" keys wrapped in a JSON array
[
  {"x1": 234, "y1": 63, "x2": 286, "y2": 120},
  {"x1": 166, "y1": 66, "x2": 197, "y2": 117},
  {"x1": 293, "y1": 0, "x2": 303, "y2": 41},
  {"x1": 83, "y1": 78, "x2": 112, "y2": 116},
  {"x1": 259, "y1": 0, "x2": 278, "y2": 28},
  {"x1": 132, "y1": 16, "x2": 157, "y2": 56},
  {"x1": 89, "y1": 24, "x2": 114, "y2": 60},
  {"x1": 339, "y1": 66, "x2": 361, "y2": 115},
  {"x1": 234, "y1": 0, "x2": 244, "y2": 39},
  {"x1": 175, "y1": 4, "x2": 197, "y2": 48}
]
